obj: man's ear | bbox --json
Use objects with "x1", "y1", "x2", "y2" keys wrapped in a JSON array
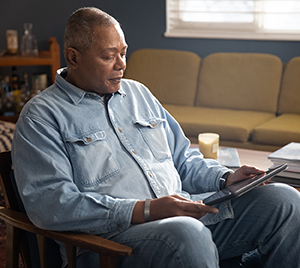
[{"x1": 65, "y1": 48, "x2": 80, "y2": 69}]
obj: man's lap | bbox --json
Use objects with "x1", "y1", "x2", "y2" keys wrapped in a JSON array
[
  {"x1": 72, "y1": 183, "x2": 300, "y2": 267},
  {"x1": 208, "y1": 183, "x2": 300, "y2": 265},
  {"x1": 110, "y1": 216, "x2": 218, "y2": 267}
]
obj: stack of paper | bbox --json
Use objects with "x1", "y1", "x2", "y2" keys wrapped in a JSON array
[
  {"x1": 188, "y1": 147, "x2": 241, "y2": 169},
  {"x1": 268, "y1": 142, "x2": 300, "y2": 179},
  {"x1": 217, "y1": 147, "x2": 241, "y2": 169}
]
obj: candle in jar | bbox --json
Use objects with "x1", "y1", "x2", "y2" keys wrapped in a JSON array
[
  {"x1": 6, "y1": 30, "x2": 18, "y2": 55},
  {"x1": 198, "y1": 133, "x2": 219, "y2": 159}
]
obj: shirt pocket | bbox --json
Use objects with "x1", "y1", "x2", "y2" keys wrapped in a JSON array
[
  {"x1": 134, "y1": 117, "x2": 172, "y2": 161},
  {"x1": 65, "y1": 130, "x2": 120, "y2": 187}
]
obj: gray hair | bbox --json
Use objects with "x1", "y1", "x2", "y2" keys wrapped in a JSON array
[{"x1": 64, "y1": 7, "x2": 119, "y2": 53}]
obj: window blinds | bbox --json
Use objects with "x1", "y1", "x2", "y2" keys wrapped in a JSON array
[{"x1": 165, "y1": 0, "x2": 300, "y2": 40}]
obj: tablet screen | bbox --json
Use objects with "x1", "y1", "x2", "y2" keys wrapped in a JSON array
[{"x1": 203, "y1": 163, "x2": 287, "y2": 206}]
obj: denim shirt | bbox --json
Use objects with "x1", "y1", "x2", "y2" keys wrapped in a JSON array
[{"x1": 12, "y1": 68, "x2": 232, "y2": 238}]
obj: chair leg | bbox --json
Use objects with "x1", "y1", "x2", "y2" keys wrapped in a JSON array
[
  {"x1": 99, "y1": 254, "x2": 115, "y2": 268},
  {"x1": 5, "y1": 224, "x2": 20, "y2": 268},
  {"x1": 19, "y1": 231, "x2": 32, "y2": 268},
  {"x1": 65, "y1": 243, "x2": 77, "y2": 268},
  {"x1": 36, "y1": 234, "x2": 48, "y2": 268}
]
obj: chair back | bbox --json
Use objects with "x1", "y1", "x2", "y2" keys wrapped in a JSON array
[
  {"x1": 0, "y1": 151, "x2": 19, "y2": 210},
  {"x1": 0, "y1": 150, "x2": 133, "y2": 268},
  {"x1": 0, "y1": 150, "x2": 62, "y2": 268}
]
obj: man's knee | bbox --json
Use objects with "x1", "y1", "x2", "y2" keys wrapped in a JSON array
[
  {"x1": 165, "y1": 216, "x2": 211, "y2": 240},
  {"x1": 154, "y1": 216, "x2": 218, "y2": 259},
  {"x1": 264, "y1": 183, "x2": 300, "y2": 224},
  {"x1": 258, "y1": 183, "x2": 300, "y2": 208},
  {"x1": 134, "y1": 216, "x2": 218, "y2": 267},
  {"x1": 238, "y1": 183, "x2": 300, "y2": 234}
]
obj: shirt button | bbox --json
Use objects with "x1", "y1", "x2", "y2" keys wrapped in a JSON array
[
  {"x1": 148, "y1": 173, "x2": 152, "y2": 177},
  {"x1": 118, "y1": 128, "x2": 122, "y2": 132},
  {"x1": 151, "y1": 123, "x2": 156, "y2": 127},
  {"x1": 86, "y1": 137, "x2": 92, "y2": 142},
  {"x1": 118, "y1": 224, "x2": 123, "y2": 229},
  {"x1": 132, "y1": 151, "x2": 136, "y2": 154}
]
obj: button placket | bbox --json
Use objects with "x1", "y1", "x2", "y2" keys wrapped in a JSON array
[{"x1": 106, "y1": 100, "x2": 162, "y2": 197}]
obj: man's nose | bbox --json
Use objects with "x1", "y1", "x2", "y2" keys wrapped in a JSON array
[{"x1": 115, "y1": 54, "x2": 126, "y2": 70}]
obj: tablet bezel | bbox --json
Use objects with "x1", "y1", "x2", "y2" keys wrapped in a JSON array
[{"x1": 203, "y1": 163, "x2": 288, "y2": 206}]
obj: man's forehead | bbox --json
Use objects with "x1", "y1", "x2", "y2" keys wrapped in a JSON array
[
  {"x1": 94, "y1": 25, "x2": 127, "y2": 49},
  {"x1": 94, "y1": 24, "x2": 124, "y2": 37},
  {"x1": 102, "y1": 45, "x2": 128, "y2": 53}
]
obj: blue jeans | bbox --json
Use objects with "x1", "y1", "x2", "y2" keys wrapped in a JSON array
[{"x1": 73, "y1": 183, "x2": 300, "y2": 267}]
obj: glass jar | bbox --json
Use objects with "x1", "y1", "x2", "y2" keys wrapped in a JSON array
[{"x1": 21, "y1": 23, "x2": 38, "y2": 57}]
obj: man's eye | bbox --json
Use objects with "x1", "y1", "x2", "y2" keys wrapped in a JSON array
[{"x1": 104, "y1": 56, "x2": 114, "y2": 61}]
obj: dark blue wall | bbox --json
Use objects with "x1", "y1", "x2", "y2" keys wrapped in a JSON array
[{"x1": 1, "y1": 0, "x2": 299, "y2": 68}]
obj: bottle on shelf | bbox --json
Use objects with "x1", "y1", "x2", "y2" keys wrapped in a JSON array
[
  {"x1": 6, "y1": 30, "x2": 18, "y2": 55},
  {"x1": 20, "y1": 71, "x2": 31, "y2": 103},
  {"x1": 13, "y1": 89, "x2": 24, "y2": 114},
  {"x1": 11, "y1": 66, "x2": 20, "y2": 91},
  {"x1": 0, "y1": 36, "x2": 60, "y2": 121},
  {"x1": 0, "y1": 76, "x2": 5, "y2": 115},
  {"x1": 4, "y1": 95, "x2": 16, "y2": 116},
  {"x1": 21, "y1": 22, "x2": 38, "y2": 57},
  {"x1": 2, "y1": 76, "x2": 16, "y2": 116},
  {"x1": 0, "y1": 68, "x2": 32, "y2": 116},
  {"x1": 31, "y1": 73, "x2": 47, "y2": 97}
]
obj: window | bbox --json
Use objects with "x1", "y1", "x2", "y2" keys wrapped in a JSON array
[{"x1": 165, "y1": 0, "x2": 300, "y2": 40}]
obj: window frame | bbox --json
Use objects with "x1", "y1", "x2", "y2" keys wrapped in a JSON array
[{"x1": 165, "y1": 0, "x2": 300, "y2": 41}]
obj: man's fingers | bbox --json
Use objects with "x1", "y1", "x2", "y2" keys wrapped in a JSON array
[
  {"x1": 173, "y1": 195, "x2": 219, "y2": 215},
  {"x1": 182, "y1": 200, "x2": 219, "y2": 215},
  {"x1": 239, "y1": 165, "x2": 265, "y2": 175}
]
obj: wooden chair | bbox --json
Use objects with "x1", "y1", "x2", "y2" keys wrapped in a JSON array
[{"x1": 0, "y1": 150, "x2": 133, "y2": 268}]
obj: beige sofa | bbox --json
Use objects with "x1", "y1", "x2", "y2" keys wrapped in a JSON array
[{"x1": 124, "y1": 49, "x2": 300, "y2": 152}]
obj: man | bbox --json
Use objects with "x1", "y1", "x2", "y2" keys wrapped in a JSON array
[{"x1": 12, "y1": 7, "x2": 300, "y2": 268}]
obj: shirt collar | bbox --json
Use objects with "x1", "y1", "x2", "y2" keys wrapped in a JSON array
[{"x1": 55, "y1": 68, "x2": 126, "y2": 105}]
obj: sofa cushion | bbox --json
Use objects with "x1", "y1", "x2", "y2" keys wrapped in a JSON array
[
  {"x1": 278, "y1": 57, "x2": 300, "y2": 114},
  {"x1": 195, "y1": 53, "x2": 282, "y2": 113},
  {"x1": 252, "y1": 114, "x2": 300, "y2": 146},
  {"x1": 125, "y1": 48, "x2": 201, "y2": 106},
  {"x1": 164, "y1": 104, "x2": 275, "y2": 142}
]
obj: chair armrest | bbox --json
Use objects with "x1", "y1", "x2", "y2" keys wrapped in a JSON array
[{"x1": 0, "y1": 206, "x2": 133, "y2": 257}]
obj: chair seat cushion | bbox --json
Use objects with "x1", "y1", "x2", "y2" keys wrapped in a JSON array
[
  {"x1": 252, "y1": 113, "x2": 300, "y2": 146},
  {"x1": 164, "y1": 105, "x2": 275, "y2": 142}
]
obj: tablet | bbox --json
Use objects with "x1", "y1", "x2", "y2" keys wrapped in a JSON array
[{"x1": 203, "y1": 163, "x2": 288, "y2": 206}]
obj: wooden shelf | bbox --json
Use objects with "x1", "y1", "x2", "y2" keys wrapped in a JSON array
[
  {"x1": 0, "y1": 37, "x2": 61, "y2": 123},
  {"x1": 0, "y1": 37, "x2": 61, "y2": 83},
  {"x1": 0, "y1": 115, "x2": 19, "y2": 123}
]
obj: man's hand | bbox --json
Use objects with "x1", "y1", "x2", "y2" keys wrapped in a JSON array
[
  {"x1": 131, "y1": 195, "x2": 218, "y2": 224},
  {"x1": 226, "y1": 165, "x2": 265, "y2": 187}
]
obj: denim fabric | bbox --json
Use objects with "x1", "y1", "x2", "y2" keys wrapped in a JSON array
[
  {"x1": 12, "y1": 68, "x2": 231, "y2": 266},
  {"x1": 209, "y1": 183, "x2": 300, "y2": 268},
  {"x1": 72, "y1": 183, "x2": 300, "y2": 268}
]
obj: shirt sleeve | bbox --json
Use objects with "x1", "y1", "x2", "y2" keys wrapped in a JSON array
[
  {"x1": 154, "y1": 100, "x2": 231, "y2": 194},
  {"x1": 12, "y1": 115, "x2": 136, "y2": 235}
]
